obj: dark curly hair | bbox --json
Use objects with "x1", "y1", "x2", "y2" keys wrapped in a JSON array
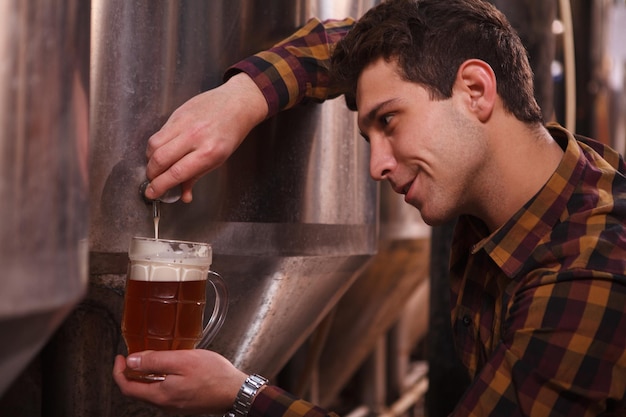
[{"x1": 330, "y1": 0, "x2": 543, "y2": 123}]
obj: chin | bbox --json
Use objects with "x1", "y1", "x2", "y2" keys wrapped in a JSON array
[
  {"x1": 421, "y1": 216, "x2": 442, "y2": 227},
  {"x1": 418, "y1": 210, "x2": 452, "y2": 227},
  {"x1": 406, "y1": 199, "x2": 453, "y2": 226}
]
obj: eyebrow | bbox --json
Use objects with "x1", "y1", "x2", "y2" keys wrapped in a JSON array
[
  {"x1": 357, "y1": 98, "x2": 398, "y2": 142},
  {"x1": 359, "y1": 99, "x2": 397, "y2": 129}
]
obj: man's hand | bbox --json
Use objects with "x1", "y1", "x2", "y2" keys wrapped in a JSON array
[
  {"x1": 144, "y1": 73, "x2": 268, "y2": 202},
  {"x1": 113, "y1": 349, "x2": 248, "y2": 414}
]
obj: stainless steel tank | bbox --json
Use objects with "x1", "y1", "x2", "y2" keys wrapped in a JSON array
[
  {"x1": 89, "y1": 0, "x2": 377, "y2": 380},
  {"x1": 316, "y1": 183, "x2": 430, "y2": 406},
  {"x1": 0, "y1": 0, "x2": 90, "y2": 397}
]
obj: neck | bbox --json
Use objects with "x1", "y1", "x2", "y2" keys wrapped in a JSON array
[{"x1": 475, "y1": 121, "x2": 564, "y2": 232}]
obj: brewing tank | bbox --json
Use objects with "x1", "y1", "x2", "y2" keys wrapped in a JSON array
[
  {"x1": 89, "y1": 0, "x2": 377, "y2": 380},
  {"x1": 0, "y1": 0, "x2": 90, "y2": 396}
]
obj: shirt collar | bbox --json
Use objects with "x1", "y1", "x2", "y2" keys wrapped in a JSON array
[{"x1": 471, "y1": 124, "x2": 584, "y2": 277}]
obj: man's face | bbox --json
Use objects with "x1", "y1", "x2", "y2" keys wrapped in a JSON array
[{"x1": 355, "y1": 58, "x2": 490, "y2": 225}]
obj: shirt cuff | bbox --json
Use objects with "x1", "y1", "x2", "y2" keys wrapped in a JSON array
[{"x1": 249, "y1": 385, "x2": 332, "y2": 417}]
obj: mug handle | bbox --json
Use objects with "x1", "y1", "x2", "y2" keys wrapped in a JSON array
[{"x1": 197, "y1": 270, "x2": 229, "y2": 349}]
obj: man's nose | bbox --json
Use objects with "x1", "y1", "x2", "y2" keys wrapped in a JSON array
[{"x1": 369, "y1": 138, "x2": 395, "y2": 181}]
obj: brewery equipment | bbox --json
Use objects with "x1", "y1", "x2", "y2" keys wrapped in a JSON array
[
  {"x1": 89, "y1": 0, "x2": 378, "y2": 376},
  {"x1": 315, "y1": 183, "x2": 431, "y2": 406},
  {"x1": 0, "y1": 0, "x2": 90, "y2": 397},
  {"x1": 2, "y1": 1, "x2": 379, "y2": 414}
]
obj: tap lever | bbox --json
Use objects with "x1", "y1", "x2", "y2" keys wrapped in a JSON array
[{"x1": 139, "y1": 180, "x2": 182, "y2": 204}]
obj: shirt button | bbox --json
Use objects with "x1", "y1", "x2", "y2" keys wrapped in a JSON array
[{"x1": 462, "y1": 315, "x2": 472, "y2": 326}]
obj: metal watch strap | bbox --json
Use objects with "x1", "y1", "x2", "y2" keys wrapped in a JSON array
[{"x1": 226, "y1": 374, "x2": 269, "y2": 417}]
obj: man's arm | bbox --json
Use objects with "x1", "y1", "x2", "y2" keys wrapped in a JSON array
[
  {"x1": 225, "y1": 18, "x2": 354, "y2": 117},
  {"x1": 144, "y1": 18, "x2": 354, "y2": 202},
  {"x1": 250, "y1": 385, "x2": 339, "y2": 417},
  {"x1": 144, "y1": 73, "x2": 267, "y2": 202}
]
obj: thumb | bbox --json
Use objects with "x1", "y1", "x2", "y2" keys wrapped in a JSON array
[
  {"x1": 126, "y1": 350, "x2": 189, "y2": 375},
  {"x1": 126, "y1": 350, "x2": 165, "y2": 372},
  {"x1": 126, "y1": 353, "x2": 143, "y2": 370}
]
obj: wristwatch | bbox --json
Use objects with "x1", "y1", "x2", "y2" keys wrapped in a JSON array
[{"x1": 226, "y1": 374, "x2": 269, "y2": 417}]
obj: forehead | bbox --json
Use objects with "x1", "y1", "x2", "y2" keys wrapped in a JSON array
[
  {"x1": 356, "y1": 58, "x2": 430, "y2": 125},
  {"x1": 356, "y1": 59, "x2": 403, "y2": 106},
  {"x1": 356, "y1": 58, "x2": 404, "y2": 96}
]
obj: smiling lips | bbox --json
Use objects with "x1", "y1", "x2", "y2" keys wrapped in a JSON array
[{"x1": 391, "y1": 180, "x2": 413, "y2": 196}]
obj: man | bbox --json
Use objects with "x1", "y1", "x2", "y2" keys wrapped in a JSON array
[{"x1": 113, "y1": 0, "x2": 626, "y2": 415}]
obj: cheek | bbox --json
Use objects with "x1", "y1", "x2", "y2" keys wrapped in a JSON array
[{"x1": 394, "y1": 129, "x2": 427, "y2": 162}]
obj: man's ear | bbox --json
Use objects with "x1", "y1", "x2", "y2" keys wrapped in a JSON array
[{"x1": 454, "y1": 59, "x2": 497, "y2": 122}]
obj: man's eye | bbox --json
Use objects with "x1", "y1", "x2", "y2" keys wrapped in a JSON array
[{"x1": 381, "y1": 114, "x2": 393, "y2": 126}]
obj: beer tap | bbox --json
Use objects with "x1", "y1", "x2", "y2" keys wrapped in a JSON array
[
  {"x1": 139, "y1": 180, "x2": 182, "y2": 204},
  {"x1": 139, "y1": 181, "x2": 182, "y2": 239}
]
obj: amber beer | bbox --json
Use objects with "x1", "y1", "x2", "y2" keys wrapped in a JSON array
[
  {"x1": 122, "y1": 276, "x2": 207, "y2": 352},
  {"x1": 121, "y1": 237, "x2": 228, "y2": 381}
]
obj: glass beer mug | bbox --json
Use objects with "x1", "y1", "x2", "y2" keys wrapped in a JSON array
[{"x1": 121, "y1": 237, "x2": 228, "y2": 381}]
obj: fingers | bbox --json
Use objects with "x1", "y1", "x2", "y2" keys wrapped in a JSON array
[
  {"x1": 112, "y1": 354, "x2": 152, "y2": 396},
  {"x1": 112, "y1": 354, "x2": 127, "y2": 381},
  {"x1": 145, "y1": 131, "x2": 190, "y2": 183},
  {"x1": 144, "y1": 116, "x2": 224, "y2": 202},
  {"x1": 112, "y1": 351, "x2": 181, "y2": 400},
  {"x1": 142, "y1": 74, "x2": 268, "y2": 202},
  {"x1": 112, "y1": 354, "x2": 174, "y2": 411},
  {"x1": 180, "y1": 181, "x2": 196, "y2": 203},
  {"x1": 144, "y1": 151, "x2": 209, "y2": 202},
  {"x1": 113, "y1": 350, "x2": 250, "y2": 415}
]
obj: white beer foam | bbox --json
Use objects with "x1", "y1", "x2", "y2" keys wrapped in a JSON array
[
  {"x1": 130, "y1": 261, "x2": 208, "y2": 282},
  {"x1": 130, "y1": 238, "x2": 211, "y2": 260},
  {"x1": 128, "y1": 238, "x2": 212, "y2": 282}
]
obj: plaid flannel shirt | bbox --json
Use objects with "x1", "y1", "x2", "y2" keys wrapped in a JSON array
[{"x1": 228, "y1": 18, "x2": 626, "y2": 417}]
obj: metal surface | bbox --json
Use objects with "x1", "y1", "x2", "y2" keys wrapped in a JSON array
[
  {"x1": 0, "y1": 0, "x2": 90, "y2": 396},
  {"x1": 591, "y1": 0, "x2": 626, "y2": 154},
  {"x1": 316, "y1": 183, "x2": 430, "y2": 406},
  {"x1": 89, "y1": 0, "x2": 377, "y2": 381}
]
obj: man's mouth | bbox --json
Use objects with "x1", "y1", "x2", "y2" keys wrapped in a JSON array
[{"x1": 392, "y1": 181, "x2": 413, "y2": 196}]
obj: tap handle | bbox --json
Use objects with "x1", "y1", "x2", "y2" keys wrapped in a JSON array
[{"x1": 139, "y1": 180, "x2": 182, "y2": 204}]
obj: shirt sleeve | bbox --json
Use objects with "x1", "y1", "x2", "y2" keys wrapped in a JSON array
[
  {"x1": 224, "y1": 17, "x2": 355, "y2": 118},
  {"x1": 453, "y1": 273, "x2": 626, "y2": 416},
  {"x1": 250, "y1": 385, "x2": 340, "y2": 417}
]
